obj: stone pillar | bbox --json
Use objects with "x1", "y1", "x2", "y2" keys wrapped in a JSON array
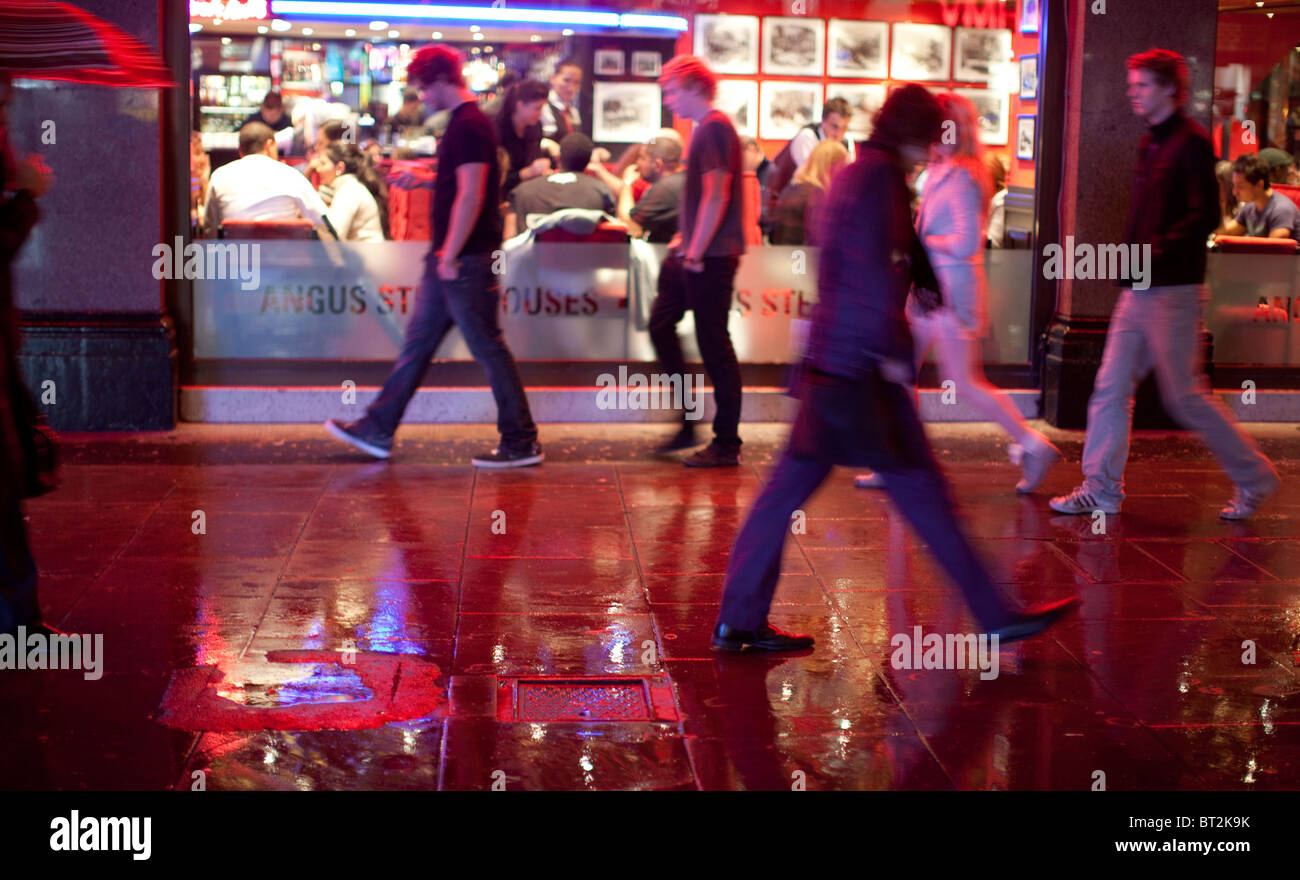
[
  {"x1": 1041, "y1": 0, "x2": 1219, "y2": 428},
  {"x1": 11, "y1": 0, "x2": 181, "y2": 430}
]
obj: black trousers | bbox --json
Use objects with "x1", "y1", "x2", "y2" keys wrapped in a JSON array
[
  {"x1": 0, "y1": 496, "x2": 38, "y2": 635},
  {"x1": 648, "y1": 254, "x2": 743, "y2": 448}
]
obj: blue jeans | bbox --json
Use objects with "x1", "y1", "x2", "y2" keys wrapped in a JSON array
[{"x1": 365, "y1": 251, "x2": 537, "y2": 448}]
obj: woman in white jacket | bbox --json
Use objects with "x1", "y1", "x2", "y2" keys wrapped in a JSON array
[
  {"x1": 857, "y1": 92, "x2": 1059, "y2": 493},
  {"x1": 312, "y1": 141, "x2": 388, "y2": 241}
]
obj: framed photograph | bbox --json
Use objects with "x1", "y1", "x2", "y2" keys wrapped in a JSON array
[
  {"x1": 1021, "y1": 0, "x2": 1040, "y2": 34},
  {"x1": 760, "y1": 80, "x2": 822, "y2": 141},
  {"x1": 1016, "y1": 115, "x2": 1035, "y2": 160},
  {"x1": 594, "y1": 49, "x2": 624, "y2": 77},
  {"x1": 890, "y1": 22, "x2": 950, "y2": 82},
  {"x1": 761, "y1": 16, "x2": 825, "y2": 76},
  {"x1": 631, "y1": 51, "x2": 661, "y2": 78},
  {"x1": 693, "y1": 14, "x2": 759, "y2": 75},
  {"x1": 954, "y1": 88, "x2": 1009, "y2": 145},
  {"x1": 1019, "y1": 55, "x2": 1038, "y2": 100},
  {"x1": 827, "y1": 19, "x2": 888, "y2": 79},
  {"x1": 825, "y1": 82, "x2": 886, "y2": 139},
  {"x1": 593, "y1": 82, "x2": 662, "y2": 143},
  {"x1": 953, "y1": 27, "x2": 1011, "y2": 84},
  {"x1": 716, "y1": 79, "x2": 759, "y2": 138}
]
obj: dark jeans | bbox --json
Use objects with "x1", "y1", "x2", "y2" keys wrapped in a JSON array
[
  {"x1": 649, "y1": 254, "x2": 743, "y2": 448},
  {"x1": 0, "y1": 496, "x2": 39, "y2": 635},
  {"x1": 366, "y1": 251, "x2": 537, "y2": 448},
  {"x1": 718, "y1": 399, "x2": 1016, "y2": 634}
]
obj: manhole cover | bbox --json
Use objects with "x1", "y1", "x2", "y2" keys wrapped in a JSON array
[{"x1": 496, "y1": 677, "x2": 678, "y2": 722}]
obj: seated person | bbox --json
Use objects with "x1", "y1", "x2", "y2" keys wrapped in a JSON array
[
  {"x1": 768, "y1": 139, "x2": 848, "y2": 246},
  {"x1": 1213, "y1": 159, "x2": 1239, "y2": 237},
  {"x1": 616, "y1": 132, "x2": 684, "y2": 243},
  {"x1": 503, "y1": 133, "x2": 615, "y2": 239},
  {"x1": 1220, "y1": 153, "x2": 1300, "y2": 239},
  {"x1": 204, "y1": 122, "x2": 329, "y2": 234},
  {"x1": 312, "y1": 141, "x2": 388, "y2": 241},
  {"x1": 1259, "y1": 147, "x2": 1297, "y2": 186},
  {"x1": 740, "y1": 136, "x2": 773, "y2": 235},
  {"x1": 494, "y1": 79, "x2": 552, "y2": 201}
]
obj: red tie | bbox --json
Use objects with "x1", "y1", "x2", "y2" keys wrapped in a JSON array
[{"x1": 561, "y1": 106, "x2": 573, "y2": 135}]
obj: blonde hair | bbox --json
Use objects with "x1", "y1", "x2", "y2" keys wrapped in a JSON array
[
  {"x1": 793, "y1": 139, "x2": 849, "y2": 191},
  {"x1": 935, "y1": 92, "x2": 993, "y2": 204}
]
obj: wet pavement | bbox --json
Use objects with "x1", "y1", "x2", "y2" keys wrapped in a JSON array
[{"x1": 3, "y1": 422, "x2": 1299, "y2": 790}]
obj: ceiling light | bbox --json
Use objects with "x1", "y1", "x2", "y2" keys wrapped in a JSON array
[
  {"x1": 269, "y1": 2, "x2": 685, "y2": 32},
  {"x1": 562, "y1": 28, "x2": 574, "y2": 36},
  {"x1": 388, "y1": 29, "x2": 399, "y2": 38},
  {"x1": 432, "y1": 31, "x2": 442, "y2": 39},
  {"x1": 470, "y1": 25, "x2": 480, "y2": 32},
  {"x1": 529, "y1": 35, "x2": 539, "y2": 42},
  {"x1": 345, "y1": 28, "x2": 356, "y2": 36},
  {"x1": 472, "y1": 32, "x2": 483, "y2": 40},
  {"x1": 189, "y1": 23, "x2": 203, "y2": 33},
  {"x1": 257, "y1": 25, "x2": 268, "y2": 33},
  {"x1": 270, "y1": 18, "x2": 292, "y2": 31},
  {"x1": 369, "y1": 20, "x2": 388, "y2": 30},
  {"x1": 221, "y1": 36, "x2": 232, "y2": 44},
  {"x1": 301, "y1": 27, "x2": 313, "y2": 35}
]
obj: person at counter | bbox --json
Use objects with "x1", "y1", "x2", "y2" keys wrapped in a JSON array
[
  {"x1": 495, "y1": 79, "x2": 552, "y2": 201},
  {"x1": 313, "y1": 141, "x2": 388, "y2": 241},
  {"x1": 325, "y1": 44, "x2": 542, "y2": 469},
  {"x1": 768, "y1": 139, "x2": 847, "y2": 246},
  {"x1": 244, "y1": 90, "x2": 291, "y2": 132},
  {"x1": 503, "y1": 133, "x2": 614, "y2": 239},
  {"x1": 203, "y1": 122, "x2": 328, "y2": 232},
  {"x1": 1219, "y1": 153, "x2": 1300, "y2": 239},
  {"x1": 618, "y1": 132, "x2": 685, "y2": 243},
  {"x1": 740, "y1": 136, "x2": 773, "y2": 237},
  {"x1": 540, "y1": 57, "x2": 584, "y2": 139}
]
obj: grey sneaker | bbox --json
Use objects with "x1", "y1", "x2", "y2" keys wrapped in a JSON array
[
  {"x1": 473, "y1": 442, "x2": 544, "y2": 469},
  {"x1": 1220, "y1": 473, "x2": 1280, "y2": 520},
  {"x1": 324, "y1": 418, "x2": 392, "y2": 459},
  {"x1": 1049, "y1": 486, "x2": 1120, "y2": 515},
  {"x1": 1011, "y1": 439, "x2": 1061, "y2": 494}
]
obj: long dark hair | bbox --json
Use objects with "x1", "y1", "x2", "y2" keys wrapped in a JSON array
[
  {"x1": 496, "y1": 79, "x2": 548, "y2": 139},
  {"x1": 325, "y1": 141, "x2": 389, "y2": 239}
]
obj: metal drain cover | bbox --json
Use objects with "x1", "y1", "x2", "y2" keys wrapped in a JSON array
[{"x1": 497, "y1": 677, "x2": 678, "y2": 722}]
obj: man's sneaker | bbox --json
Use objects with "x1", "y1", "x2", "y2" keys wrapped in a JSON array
[
  {"x1": 324, "y1": 418, "x2": 392, "y2": 460},
  {"x1": 654, "y1": 424, "x2": 700, "y2": 455},
  {"x1": 988, "y1": 597, "x2": 1080, "y2": 644},
  {"x1": 854, "y1": 472, "x2": 886, "y2": 489},
  {"x1": 1011, "y1": 438, "x2": 1062, "y2": 494},
  {"x1": 1220, "y1": 473, "x2": 1280, "y2": 520},
  {"x1": 472, "y1": 442, "x2": 544, "y2": 469},
  {"x1": 684, "y1": 442, "x2": 740, "y2": 468},
  {"x1": 1049, "y1": 486, "x2": 1120, "y2": 515}
]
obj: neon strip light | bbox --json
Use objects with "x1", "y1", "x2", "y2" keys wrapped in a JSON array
[
  {"x1": 191, "y1": 0, "x2": 269, "y2": 20},
  {"x1": 269, "y1": 2, "x2": 686, "y2": 31}
]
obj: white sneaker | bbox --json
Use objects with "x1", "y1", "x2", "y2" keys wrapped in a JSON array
[
  {"x1": 854, "y1": 472, "x2": 886, "y2": 489},
  {"x1": 1013, "y1": 438, "x2": 1061, "y2": 494},
  {"x1": 1049, "y1": 486, "x2": 1120, "y2": 516}
]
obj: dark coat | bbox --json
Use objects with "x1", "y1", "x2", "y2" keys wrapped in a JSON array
[{"x1": 0, "y1": 142, "x2": 40, "y2": 504}]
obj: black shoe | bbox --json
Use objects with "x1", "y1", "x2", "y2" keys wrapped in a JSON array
[
  {"x1": 654, "y1": 424, "x2": 700, "y2": 455},
  {"x1": 472, "y1": 442, "x2": 544, "y2": 469},
  {"x1": 988, "y1": 597, "x2": 1080, "y2": 644},
  {"x1": 324, "y1": 418, "x2": 393, "y2": 459},
  {"x1": 711, "y1": 622, "x2": 815, "y2": 653},
  {"x1": 684, "y1": 442, "x2": 740, "y2": 468}
]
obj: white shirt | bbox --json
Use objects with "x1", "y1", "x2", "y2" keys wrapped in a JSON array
[
  {"x1": 204, "y1": 153, "x2": 328, "y2": 231},
  {"x1": 540, "y1": 89, "x2": 581, "y2": 138},
  {"x1": 788, "y1": 124, "x2": 856, "y2": 171},
  {"x1": 325, "y1": 174, "x2": 385, "y2": 242}
]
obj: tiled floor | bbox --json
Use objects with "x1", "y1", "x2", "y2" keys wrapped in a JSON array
[{"x1": 3, "y1": 422, "x2": 1298, "y2": 790}]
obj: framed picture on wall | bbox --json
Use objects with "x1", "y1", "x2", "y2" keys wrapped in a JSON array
[
  {"x1": 954, "y1": 88, "x2": 1009, "y2": 145},
  {"x1": 953, "y1": 27, "x2": 1011, "y2": 84},
  {"x1": 827, "y1": 19, "x2": 888, "y2": 79},
  {"x1": 716, "y1": 79, "x2": 759, "y2": 138},
  {"x1": 1019, "y1": 55, "x2": 1038, "y2": 100},
  {"x1": 593, "y1": 82, "x2": 662, "y2": 143},
  {"x1": 694, "y1": 14, "x2": 759, "y2": 75},
  {"x1": 1021, "y1": 0, "x2": 1040, "y2": 34},
  {"x1": 825, "y1": 83, "x2": 886, "y2": 139},
  {"x1": 632, "y1": 51, "x2": 661, "y2": 78},
  {"x1": 890, "y1": 22, "x2": 950, "y2": 82},
  {"x1": 594, "y1": 49, "x2": 624, "y2": 77},
  {"x1": 762, "y1": 16, "x2": 825, "y2": 76},
  {"x1": 1016, "y1": 115, "x2": 1035, "y2": 160},
  {"x1": 759, "y1": 80, "x2": 822, "y2": 141}
]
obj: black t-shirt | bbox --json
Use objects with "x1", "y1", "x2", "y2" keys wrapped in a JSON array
[
  {"x1": 497, "y1": 116, "x2": 547, "y2": 200},
  {"x1": 433, "y1": 101, "x2": 502, "y2": 255},
  {"x1": 680, "y1": 110, "x2": 745, "y2": 257},
  {"x1": 244, "y1": 110, "x2": 292, "y2": 132},
  {"x1": 631, "y1": 171, "x2": 685, "y2": 243},
  {"x1": 510, "y1": 171, "x2": 613, "y2": 221}
]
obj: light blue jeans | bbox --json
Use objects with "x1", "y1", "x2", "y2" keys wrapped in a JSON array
[{"x1": 1080, "y1": 285, "x2": 1275, "y2": 505}]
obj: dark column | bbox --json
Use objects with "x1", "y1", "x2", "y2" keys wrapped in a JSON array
[
  {"x1": 11, "y1": 0, "x2": 180, "y2": 430},
  {"x1": 1040, "y1": 0, "x2": 1218, "y2": 428}
]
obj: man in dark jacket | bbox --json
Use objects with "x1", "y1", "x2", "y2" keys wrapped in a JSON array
[
  {"x1": 713, "y1": 84, "x2": 1078, "y2": 653},
  {"x1": 1050, "y1": 49, "x2": 1278, "y2": 520},
  {"x1": 0, "y1": 74, "x2": 53, "y2": 636}
]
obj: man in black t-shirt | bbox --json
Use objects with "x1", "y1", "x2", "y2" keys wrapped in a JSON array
[
  {"x1": 618, "y1": 133, "x2": 685, "y2": 243},
  {"x1": 650, "y1": 56, "x2": 747, "y2": 467},
  {"x1": 503, "y1": 133, "x2": 614, "y2": 238},
  {"x1": 326, "y1": 45, "x2": 541, "y2": 468}
]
